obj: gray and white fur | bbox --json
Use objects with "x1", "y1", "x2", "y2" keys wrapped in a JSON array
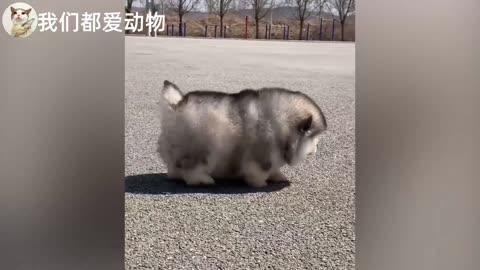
[{"x1": 157, "y1": 81, "x2": 327, "y2": 187}]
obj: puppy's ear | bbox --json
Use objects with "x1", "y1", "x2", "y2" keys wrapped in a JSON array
[
  {"x1": 162, "y1": 80, "x2": 184, "y2": 108},
  {"x1": 25, "y1": 8, "x2": 32, "y2": 15},
  {"x1": 298, "y1": 115, "x2": 313, "y2": 133}
]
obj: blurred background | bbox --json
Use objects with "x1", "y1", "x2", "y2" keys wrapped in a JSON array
[{"x1": 125, "y1": 0, "x2": 355, "y2": 41}]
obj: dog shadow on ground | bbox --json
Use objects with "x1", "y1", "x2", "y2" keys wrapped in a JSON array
[{"x1": 125, "y1": 173, "x2": 290, "y2": 195}]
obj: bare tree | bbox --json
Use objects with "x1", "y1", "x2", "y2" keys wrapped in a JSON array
[
  {"x1": 126, "y1": 0, "x2": 135, "y2": 13},
  {"x1": 230, "y1": 0, "x2": 238, "y2": 10},
  {"x1": 144, "y1": 0, "x2": 163, "y2": 35},
  {"x1": 328, "y1": 0, "x2": 354, "y2": 41},
  {"x1": 207, "y1": 0, "x2": 234, "y2": 37},
  {"x1": 248, "y1": 0, "x2": 275, "y2": 39},
  {"x1": 157, "y1": 0, "x2": 166, "y2": 14},
  {"x1": 236, "y1": 0, "x2": 250, "y2": 10},
  {"x1": 166, "y1": 0, "x2": 201, "y2": 36},
  {"x1": 145, "y1": 0, "x2": 167, "y2": 15},
  {"x1": 125, "y1": 0, "x2": 135, "y2": 34},
  {"x1": 315, "y1": 0, "x2": 327, "y2": 18},
  {"x1": 205, "y1": 0, "x2": 216, "y2": 13},
  {"x1": 286, "y1": 0, "x2": 315, "y2": 40}
]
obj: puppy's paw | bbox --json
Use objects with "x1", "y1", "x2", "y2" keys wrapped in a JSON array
[
  {"x1": 197, "y1": 176, "x2": 215, "y2": 185},
  {"x1": 166, "y1": 166, "x2": 181, "y2": 179},
  {"x1": 245, "y1": 178, "x2": 268, "y2": 188},
  {"x1": 181, "y1": 165, "x2": 216, "y2": 186},
  {"x1": 243, "y1": 162, "x2": 269, "y2": 188},
  {"x1": 183, "y1": 173, "x2": 215, "y2": 186},
  {"x1": 268, "y1": 170, "x2": 289, "y2": 182}
]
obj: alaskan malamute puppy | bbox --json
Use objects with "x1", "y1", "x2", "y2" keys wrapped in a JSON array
[{"x1": 157, "y1": 81, "x2": 327, "y2": 187}]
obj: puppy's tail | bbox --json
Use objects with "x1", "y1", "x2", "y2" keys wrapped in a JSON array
[{"x1": 160, "y1": 80, "x2": 184, "y2": 109}]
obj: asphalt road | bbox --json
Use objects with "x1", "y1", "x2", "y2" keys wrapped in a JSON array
[{"x1": 125, "y1": 37, "x2": 355, "y2": 270}]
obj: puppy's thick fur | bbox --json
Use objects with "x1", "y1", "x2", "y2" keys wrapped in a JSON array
[{"x1": 157, "y1": 81, "x2": 327, "y2": 187}]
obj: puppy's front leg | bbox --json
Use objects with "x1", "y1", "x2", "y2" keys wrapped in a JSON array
[
  {"x1": 243, "y1": 162, "x2": 270, "y2": 188},
  {"x1": 181, "y1": 166, "x2": 215, "y2": 186},
  {"x1": 166, "y1": 163, "x2": 181, "y2": 179},
  {"x1": 268, "y1": 170, "x2": 289, "y2": 182}
]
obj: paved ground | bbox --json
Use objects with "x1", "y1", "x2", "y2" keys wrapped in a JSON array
[{"x1": 125, "y1": 37, "x2": 355, "y2": 270}]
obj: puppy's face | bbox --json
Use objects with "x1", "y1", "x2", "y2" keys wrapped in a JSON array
[
  {"x1": 284, "y1": 114, "x2": 326, "y2": 166},
  {"x1": 10, "y1": 7, "x2": 31, "y2": 26}
]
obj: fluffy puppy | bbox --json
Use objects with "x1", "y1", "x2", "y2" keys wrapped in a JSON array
[{"x1": 157, "y1": 81, "x2": 327, "y2": 187}]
